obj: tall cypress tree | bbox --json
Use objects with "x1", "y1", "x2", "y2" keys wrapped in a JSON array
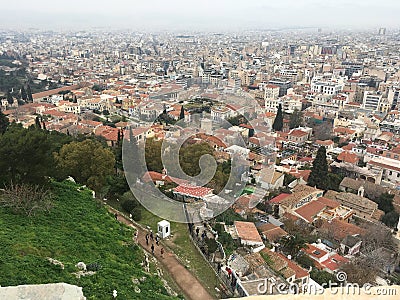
[
  {"x1": 26, "y1": 85, "x2": 33, "y2": 103},
  {"x1": 35, "y1": 116, "x2": 42, "y2": 129},
  {"x1": 179, "y1": 106, "x2": 185, "y2": 120},
  {"x1": 272, "y1": 103, "x2": 283, "y2": 131},
  {"x1": 6, "y1": 92, "x2": 13, "y2": 105},
  {"x1": 0, "y1": 111, "x2": 9, "y2": 134},
  {"x1": 308, "y1": 146, "x2": 328, "y2": 190},
  {"x1": 20, "y1": 86, "x2": 27, "y2": 101}
]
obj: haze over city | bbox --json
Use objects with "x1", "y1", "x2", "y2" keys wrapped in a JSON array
[{"x1": 1, "y1": 0, "x2": 400, "y2": 31}]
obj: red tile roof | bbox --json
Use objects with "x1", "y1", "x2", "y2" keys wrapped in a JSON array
[
  {"x1": 304, "y1": 244, "x2": 328, "y2": 260},
  {"x1": 173, "y1": 184, "x2": 213, "y2": 198},
  {"x1": 269, "y1": 193, "x2": 291, "y2": 204},
  {"x1": 234, "y1": 221, "x2": 263, "y2": 243},
  {"x1": 295, "y1": 200, "x2": 327, "y2": 223},
  {"x1": 321, "y1": 253, "x2": 349, "y2": 271},
  {"x1": 337, "y1": 151, "x2": 358, "y2": 164},
  {"x1": 289, "y1": 130, "x2": 308, "y2": 138}
]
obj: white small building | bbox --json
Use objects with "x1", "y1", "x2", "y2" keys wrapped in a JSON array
[{"x1": 157, "y1": 220, "x2": 171, "y2": 239}]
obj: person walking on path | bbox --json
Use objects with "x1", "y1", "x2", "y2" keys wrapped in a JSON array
[
  {"x1": 151, "y1": 243, "x2": 155, "y2": 255},
  {"x1": 150, "y1": 230, "x2": 154, "y2": 241},
  {"x1": 145, "y1": 233, "x2": 149, "y2": 246},
  {"x1": 161, "y1": 247, "x2": 164, "y2": 258},
  {"x1": 134, "y1": 231, "x2": 138, "y2": 243},
  {"x1": 155, "y1": 235, "x2": 160, "y2": 246},
  {"x1": 114, "y1": 213, "x2": 118, "y2": 220}
]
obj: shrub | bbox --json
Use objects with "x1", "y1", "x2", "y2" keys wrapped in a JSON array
[
  {"x1": 86, "y1": 262, "x2": 102, "y2": 272},
  {"x1": 0, "y1": 183, "x2": 53, "y2": 216},
  {"x1": 121, "y1": 199, "x2": 137, "y2": 214},
  {"x1": 204, "y1": 237, "x2": 218, "y2": 253},
  {"x1": 131, "y1": 206, "x2": 142, "y2": 221}
]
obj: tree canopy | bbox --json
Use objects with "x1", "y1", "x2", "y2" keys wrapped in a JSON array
[
  {"x1": 55, "y1": 139, "x2": 115, "y2": 193},
  {"x1": 0, "y1": 123, "x2": 53, "y2": 186},
  {"x1": 307, "y1": 146, "x2": 328, "y2": 190},
  {"x1": 289, "y1": 108, "x2": 303, "y2": 129},
  {"x1": 0, "y1": 111, "x2": 9, "y2": 135},
  {"x1": 179, "y1": 105, "x2": 185, "y2": 120},
  {"x1": 272, "y1": 103, "x2": 283, "y2": 131}
]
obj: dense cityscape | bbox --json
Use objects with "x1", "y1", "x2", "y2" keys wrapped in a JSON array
[{"x1": 1, "y1": 17, "x2": 400, "y2": 300}]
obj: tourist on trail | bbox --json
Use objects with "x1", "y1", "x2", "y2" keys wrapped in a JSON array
[
  {"x1": 151, "y1": 244, "x2": 155, "y2": 255},
  {"x1": 196, "y1": 227, "x2": 200, "y2": 237},
  {"x1": 161, "y1": 247, "x2": 164, "y2": 258},
  {"x1": 155, "y1": 235, "x2": 160, "y2": 246},
  {"x1": 217, "y1": 262, "x2": 222, "y2": 273},
  {"x1": 134, "y1": 231, "x2": 138, "y2": 243},
  {"x1": 150, "y1": 230, "x2": 154, "y2": 240},
  {"x1": 226, "y1": 267, "x2": 232, "y2": 279},
  {"x1": 114, "y1": 213, "x2": 118, "y2": 220},
  {"x1": 145, "y1": 234, "x2": 149, "y2": 245}
]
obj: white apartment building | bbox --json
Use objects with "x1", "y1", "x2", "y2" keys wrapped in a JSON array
[
  {"x1": 362, "y1": 91, "x2": 383, "y2": 111},
  {"x1": 211, "y1": 105, "x2": 232, "y2": 123},
  {"x1": 367, "y1": 157, "x2": 400, "y2": 188},
  {"x1": 264, "y1": 84, "x2": 280, "y2": 100}
]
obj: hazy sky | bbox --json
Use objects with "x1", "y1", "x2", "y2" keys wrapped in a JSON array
[{"x1": 1, "y1": 0, "x2": 400, "y2": 31}]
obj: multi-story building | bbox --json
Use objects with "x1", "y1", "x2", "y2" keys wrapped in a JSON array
[
  {"x1": 311, "y1": 77, "x2": 344, "y2": 96},
  {"x1": 362, "y1": 91, "x2": 383, "y2": 111},
  {"x1": 268, "y1": 78, "x2": 292, "y2": 97}
]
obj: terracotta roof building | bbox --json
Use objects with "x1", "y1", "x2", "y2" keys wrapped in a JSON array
[{"x1": 234, "y1": 221, "x2": 264, "y2": 247}]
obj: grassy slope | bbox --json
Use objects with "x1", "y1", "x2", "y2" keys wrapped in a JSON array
[
  {"x1": 138, "y1": 209, "x2": 220, "y2": 299},
  {"x1": 0, "y1": 181, "x2": 177, "y2": 300}
]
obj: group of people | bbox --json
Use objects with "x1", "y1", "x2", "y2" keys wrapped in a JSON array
[{"x1": 145, "y1": 230, "x2": 164, "y2": 258}]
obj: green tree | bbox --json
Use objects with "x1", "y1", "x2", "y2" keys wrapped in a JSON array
[
  {"x1": 310, "y1": 269, "x2": 338, "y2": 285},
  {"x1": 376, "y1": 192, "x2": 394, "y2": 214},
  {"x1": 381, "y1": 211, "x2": 399, "y2": 228},
  {"x1": 26, "y1": 84, "x2": 33, "y2": 103},
  {"x1": 272, "y1": 103, "x2": 283, "y2": 131},
  {"x1": 179, "y1": 142, "x2": 213, "y2": 176},
  {"x1": 120, "y1": 191, "x2": 142, "y2": 221},
  {"x1": 0, "y1": 111, "x2": 9, "y2": 134},
  {"x1": 280, "y1": 234, "x2": 307, "y2": 257},
  {"x1": 0, "y1": 123, "x2": 53, "y2": 186},
  {"x1": 20, "y1": 86, "x2": 27, "y2": 101},
  {"x1": 55, "y1": 139, "x2": 115, "y2": 193},
  {"x1": 289, "y1": 108, "x2": 303, "y2": 129},
  {"x1": 284, "y1": 173, "x2": 297, "y2": 186},
  {"x1": 6, "y1": 92, "x2": 13, "y2": 105},
  {"x1": 326, "y1": 173, "x2": 344, "y2": 191},
  {"x1": 144, "y1": 138, "x2": 163, "y2": 173},
  {"x1": 308, "y1": 146, "x2": 328, "y2": 190},
  {"x1": 179, "y1": 105, "x2": 185, "y2": 120},
  {"x1": 35, "y1": 116, "x2": 42, "y2": 129},
  {"x1": 296, "y1": 253, "x2": 315, "y2": 269}
]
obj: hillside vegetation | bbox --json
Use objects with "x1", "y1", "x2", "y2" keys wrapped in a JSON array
[{"x1": 0, "y1": 180, "x2": 176, "y2": 300}]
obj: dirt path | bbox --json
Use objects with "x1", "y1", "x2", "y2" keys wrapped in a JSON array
[{"x1": 108, "y1": 207, "x2": 215, "y2": 300}]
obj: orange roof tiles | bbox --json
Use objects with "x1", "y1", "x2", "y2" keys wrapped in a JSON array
[
  {"x1": 337, "y1": 151, "x2": 359, "y2": 164},
  {"x1": 234, "y1": 221, "x2": 263, "y2": 243},
  {"x1": 173, "y1": 184, "x2": 213, "y2": 198}
]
